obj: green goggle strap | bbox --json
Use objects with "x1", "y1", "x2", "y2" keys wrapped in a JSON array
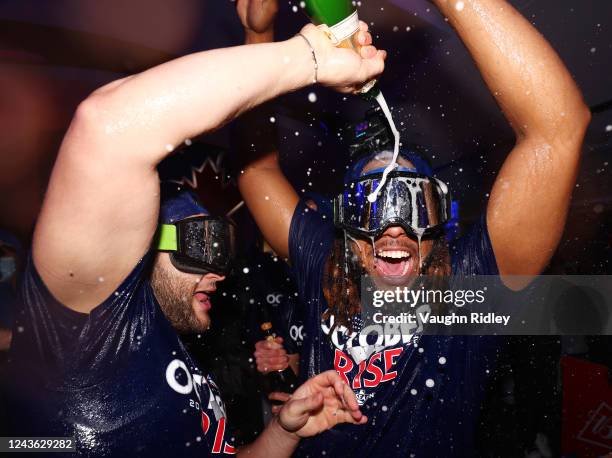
[{"x1": 156, "y1": 224, "x2": 178, "y2": 251}]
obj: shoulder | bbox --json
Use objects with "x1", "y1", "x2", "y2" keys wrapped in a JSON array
[
  {"x1": 22, "y1": 251, "x2": 153, "y2": 311},
  {"x1": 450, "y1": 214, "x2": 499, "y2": 276},
  {"x1": 289, "y1": 199, "x2": 335, "y2": 264}
]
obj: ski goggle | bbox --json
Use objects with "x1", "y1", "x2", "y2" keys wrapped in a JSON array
[
  {"x1": 156, "y1": 216, "x2": 236, "y2": 276},
  {"x1": 333, "y1": 171, "x2": 451, "y2": 238}
]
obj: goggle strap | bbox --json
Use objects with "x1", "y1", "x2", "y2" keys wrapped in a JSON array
[{"x1": 156, "y1": 224, "x2": 178, "y2": 251}]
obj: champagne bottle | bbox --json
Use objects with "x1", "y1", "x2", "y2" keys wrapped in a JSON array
[
  {"x1": 260, "y1": 320, "x2": 299, "y2": 395},
  {"x1": 303, "y1": 0, "x2": 377, "y2": 94}
]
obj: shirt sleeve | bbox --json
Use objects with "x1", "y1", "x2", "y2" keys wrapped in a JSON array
[
  {"x1": 11, "y1": 252, "x2": 156, "y2": 387},
  {"x1": 288, "y1": 199, "x2": 335, "y2": 300},
  {"x1": 450, "y1": 213, "x2": 499, "y2": 276}
]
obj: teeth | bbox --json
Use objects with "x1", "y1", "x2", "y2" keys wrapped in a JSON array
[
  {"x1": 377, "y1": 250, "x2": 411, "y2": 259},
  {"x1": 402, "y1": 259, "x2": 411, "y2": 275}
]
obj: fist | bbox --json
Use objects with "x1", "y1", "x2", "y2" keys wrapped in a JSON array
[
  {"x1": 254, "y1": 337, "x2": 288, "y2": 373},
  {"x1": 298, "y1": 21, "x2": 386, "y2": 94}
]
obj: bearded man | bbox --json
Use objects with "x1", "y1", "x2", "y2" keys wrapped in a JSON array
[{"x1": 3, "y1": 4, "x2": 386, "y2": 456}]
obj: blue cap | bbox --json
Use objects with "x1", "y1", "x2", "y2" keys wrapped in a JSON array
[
  {"x1": 159, "y1": 186, "x2": 209, "y2": 224},
  {"x1": 344, "y1": 149, "x2": 434, "y2": 184}
]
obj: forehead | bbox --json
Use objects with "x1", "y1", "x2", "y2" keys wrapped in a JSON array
[{"x1": 361, "y1": 156, "x2": 415, "y2": 174}]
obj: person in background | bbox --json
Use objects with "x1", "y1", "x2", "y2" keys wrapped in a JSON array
[{"x1": 252, "y1": 193, "x2": 332, "y2": 387}]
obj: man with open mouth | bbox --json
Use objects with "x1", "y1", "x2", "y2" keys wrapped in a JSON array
[{"x1": 239, "y1": 0, "x2": 590, "y2": 456}]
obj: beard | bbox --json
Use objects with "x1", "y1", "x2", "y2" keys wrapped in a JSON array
[{"x1": 151, "y1": 261, "x2": 209, "y2": 334}]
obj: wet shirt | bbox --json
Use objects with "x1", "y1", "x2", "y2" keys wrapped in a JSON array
[
  {"x1": 289, "y1": 200, "x2": 503, "y2": 457},
  {"x1": 5, "y1": 254, "x2": 236, "y2": 457}
]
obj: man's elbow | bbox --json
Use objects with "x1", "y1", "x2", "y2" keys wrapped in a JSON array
[
  {"x1": 70, "y1": 95, "x2": 109, "y2": 141},
  {"x1": 71, "y1": 75, "x2": 133, "y2": 141},
  {"x1": 557, "y1": 100, "x2": 591, "y2": 146},
  {"x1": 527, "y1": 101, "x2": 591, "y2": 152},
  {"x1": 577, "y1": 103, "x2": 592, "y2": 134},
  {"x1": 569, "y1": 101, "x2": 592, "y2": 136}
]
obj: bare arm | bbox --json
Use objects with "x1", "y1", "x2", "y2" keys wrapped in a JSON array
[
  {"x1": 238, "y1": 152, "x2": 299, "y2": 258},
  {"x1": 234, "y1": 0, "x2": 299, "y2": 258},
  {"x1": 432, "y1": 0, "x2": 590, "y2": 277},
  {"x1": 237, "y1": 370, "x2": 366, "y2": 458},
  {"x1": 236, "y1": 0, "x2": 379, "y2": 258},
  {"x1": 34, "y1": 24, "x2": 385, "y2": 312}
]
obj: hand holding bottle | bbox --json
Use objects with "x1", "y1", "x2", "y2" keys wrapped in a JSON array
[
  {"x1": 254, "y1": 336, "x2": 289, "y2": 373},
  {"x1": 298, "y1": 21, "x2": 385, "y2": 94}
]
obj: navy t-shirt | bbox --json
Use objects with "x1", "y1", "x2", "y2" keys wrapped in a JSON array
[
  {"x1": 289, "y1": 200, "x2": 503, "y2": 457},
  {"x1": 5, "y1": 253, "x2": 236, "y2": 457}
]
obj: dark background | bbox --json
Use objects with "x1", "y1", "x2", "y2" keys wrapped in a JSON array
[
  {"x1": 0, "y1": 0, "x2": 610, "y2": 268},
  {"x1": 0, "y1": 1, "x2": 610, "y2": 456}
]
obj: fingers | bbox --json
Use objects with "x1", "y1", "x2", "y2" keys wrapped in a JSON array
[
  {"x1": 314, "y1": 371, "x2": 366, "y2": 422},
  {"x1": 358, "y1": 49, "x2": 386, "y2": 82},
  {"x1": 335, "y1": 381, "x2": 363, "y2": 421},
  {"x1": 280, "y1": 392, "x2": 323, "y2": 432},
  {"x1": 288, "y1": 392, "x2": 324, "y2": 417},
  {"x1": 313, "y1": 369, "x2": 348, "y2": 389},
  {"x1": 299, "y1": 21, "x2": 386, "y2": 93},
  {"x1": 346, "y1": 412, "x2": 368, "y2": 425},
  {"x1": 271, "y1": 404, "x2": 283, "y2": 415},
  {"x1": 254, "y1": 338, "x2": 284, "y2": 351},
  {"x1": 328, "y1": 376, "x2": 358, "y2": 412},
  {"x1": 256, "y1": 356, "x2": 289, "y2": 373},
  {"x1": 268, "y1": 391, "x2": 292, "y2": 403},
  {"x1": 358, "y1": 20, "x2": 369, "y2": 32},
  {"x1": 278, "y1": 392, "x2": 324, "y2": 434},
  {"x1": 357, "y1": 30, "x2": 372, "y2": 46},
  {"x1": 254, "y1": 338, "x2": 289, "y2": 373},
  {"x1": 359, "y1": 45, "x2": 377, "y2": 59},
  {"x1": 269, "y1": 392, "x2": 292, "y2": 416}
]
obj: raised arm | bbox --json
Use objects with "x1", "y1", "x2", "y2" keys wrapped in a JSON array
[
  {"x1": 33, "y1": 21, "x2": 385, "y2": 312},
  {"x1": 235, "y1": 0, "x2": 379, "y2": 258},
  {"x1": 432, "y1": 0, "x2": 590, "y2": 276}
]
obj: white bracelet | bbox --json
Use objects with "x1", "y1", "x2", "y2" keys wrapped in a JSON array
[{"x1": 296, "y1": 33, "x2": 318, "y2": 84}]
